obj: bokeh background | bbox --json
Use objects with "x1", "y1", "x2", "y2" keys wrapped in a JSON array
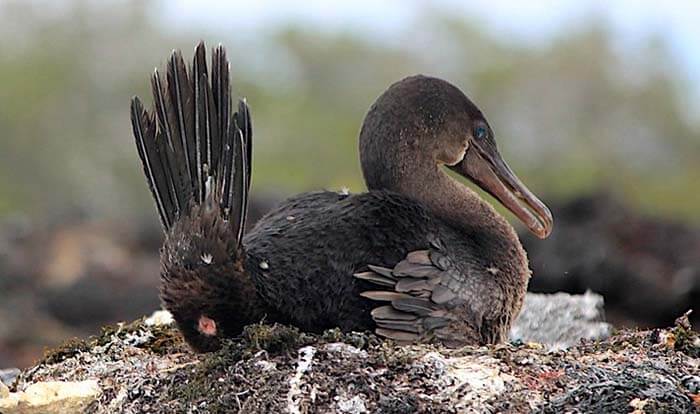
[{"x1": 1, "y1": 0, "x2": 699, "y2": 368}]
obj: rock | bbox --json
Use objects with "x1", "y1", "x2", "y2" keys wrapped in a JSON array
[
  {"x1": 0, "y1": 380, "x2": 101, "y2": 414},
  {"x1": 511, "y1": 291, "x2": 612, "y2": 350},
  {"x1": 417, "y1": 352, "x2": 515, "y2": 410},
  {"x1": 324, "y1": 342, "x2": 367, "y2": 357},
  {"x1": 0, "y1": 368, "x2": 20, "y2": 387},
  {"x1": 335, "y1": 394, "x2": 368, "y2": 413},
  {"x1": 0, "y1": 381, "x2": 8, "y2": 399}
]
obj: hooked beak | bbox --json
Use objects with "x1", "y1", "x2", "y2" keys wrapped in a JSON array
[{"x1": 450, "y1": 143, "x2": 553, "y2": 239}]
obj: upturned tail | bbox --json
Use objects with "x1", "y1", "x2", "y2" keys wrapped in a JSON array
[
  {"x1": 130, "y1": 42, "x2": 252, "y2": 248},
  {"x1": 130, "y1": 43, "x2": 259, "y2": 350}
]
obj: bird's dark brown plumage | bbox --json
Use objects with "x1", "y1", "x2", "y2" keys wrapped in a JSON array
[{"x1": 130, "y1": 42, "x2": 553, "y2": 352}]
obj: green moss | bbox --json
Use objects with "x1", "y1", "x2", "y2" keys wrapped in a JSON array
[
  {"x1": 671, "y1": 312, "x2": 699, "y2": 358},
  {"x1": 41, "y1": 337, "x2": 92, "y2": 365},
  {"x1": 39, "y1": 318, "x2": 187, "y2": 370},
  {"x1": 163, "y1": 323, "x2": 309, "y2": 411},
  {"x1": 242, "y1": 322, "x2": 310, "y2": 355},
  {"x1": 95, "y1": 319, "x2": 144, "y2": 346},
  {"x1": 375, "y1": 341, "x2": 416, "y2": 368},
  {"x1": 36, "y1": 319, "x2": 393, "y2": 412},
  {"x1": 320, "y1": 327, "x2": 344, "y2": 342},
  {"x1": 147, "y1": 326, "x2": 186, "y2": 355},
  {"x1": 162, "y1": 324, "x2": 387, "y2": 412}
]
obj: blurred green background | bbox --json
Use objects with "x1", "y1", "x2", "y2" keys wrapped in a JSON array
[{"x1": 0, "y1": 0, "x2": 698, "y2": 225}]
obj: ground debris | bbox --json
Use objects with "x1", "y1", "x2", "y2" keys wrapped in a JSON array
[
  {"x1": 0, "y1": 380, "x2": 100, "y2": 414},
  {"x1": 4, "y1": 313, "x2": 698, "y2": 413}
]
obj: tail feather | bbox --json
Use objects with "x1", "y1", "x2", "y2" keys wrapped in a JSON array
[
  {"x1": 192, "y1": 45, "x2": 211, "y2": 203},
  {"x1": 211, "y1": 46, "x2": 230, "y2": 182},
  {"x1": 150, "y1": 69, "x2": 190, "y2": 215},
  {"x1": 219, "y1": 127, "x2": 247, "y2": 244},
  {"x1": 131, "y1": 98, "x2": 176, "y2": 229},
  {"x1": 131, "y1": 41, "x2": 252, "y2": 248},
  {"x1": 237, "y1": 99, "x2": 253, "y2": 233},
  {"x1": 237, "y1": 98, "x2": 253, "y2": 191},
  {"x1": 166, "y1": 50, "x2": 197, "y2": 193}
]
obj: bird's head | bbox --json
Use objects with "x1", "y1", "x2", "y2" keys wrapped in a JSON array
[{"x1": 360, "y1": 75, "x2": 553, "y2": 238}]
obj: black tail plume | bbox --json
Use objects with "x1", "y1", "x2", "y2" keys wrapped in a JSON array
[{"x1": 131, "y1": 42, "x2": 252, "y2": 247}]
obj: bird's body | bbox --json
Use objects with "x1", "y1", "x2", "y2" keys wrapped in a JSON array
[
  {"x1": 244, "y1": 189, "x2": 527, "y2": 345},
  {"x1": 245, "y1": 190, "x2": 429, "y2": 333},
  {"x1": 131, "y1": 43, "x2": 552, "y2": 352}
]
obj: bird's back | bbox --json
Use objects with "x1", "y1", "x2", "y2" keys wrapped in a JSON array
[{"x1": 243, "y1": 189, "x2": 443, "y2": 332}]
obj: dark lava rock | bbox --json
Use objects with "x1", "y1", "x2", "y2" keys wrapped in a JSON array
[{"x1": 522, "y1": 192, "x2": 700, "y2": 328}]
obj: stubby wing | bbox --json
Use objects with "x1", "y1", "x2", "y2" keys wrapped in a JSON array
[{"x1": 354, "y1": 239, "x2": 504, "y2": 346}]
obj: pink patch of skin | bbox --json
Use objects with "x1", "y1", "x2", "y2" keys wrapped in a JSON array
[{"x1": 198, "y1": 315, "x2": 217, "y2": 336}]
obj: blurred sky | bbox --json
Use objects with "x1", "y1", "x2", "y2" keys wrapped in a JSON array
[
  {"x1": 1, "y1": 0, "x2": 698, "y2": 221},
  {"x1": 160, "y1": 0, "x2": 700, "y2": 114}
]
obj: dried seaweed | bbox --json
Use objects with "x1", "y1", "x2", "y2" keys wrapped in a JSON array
[{"x1": 7, "y1": 315, "x2": 698, "y2": 413}]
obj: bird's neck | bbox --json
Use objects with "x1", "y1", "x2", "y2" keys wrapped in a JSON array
[
  {"x1": 360, "y1": 137, "x2": 526, "y2": 265},
  {"x1": 397, "y1": 166, "x2": 532, "y2": 332},
  {"x1": 398, "y1": 166, "x2": 526, "y2": 263}
]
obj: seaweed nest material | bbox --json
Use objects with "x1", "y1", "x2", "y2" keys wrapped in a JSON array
[{"x1": 2, "y1": 311, "x2": 698, "y2": 413}]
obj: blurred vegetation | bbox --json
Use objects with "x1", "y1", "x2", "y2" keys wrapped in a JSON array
[{"x1": 0, "y1": 1, "x2": 698, "y2": 224}]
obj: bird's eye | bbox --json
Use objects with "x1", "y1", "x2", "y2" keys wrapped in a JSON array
[{"x1": 474, "y1": 126, "x2": 487, "y2": 140}]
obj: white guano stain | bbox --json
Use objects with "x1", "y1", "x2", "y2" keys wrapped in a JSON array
[
  {"x1": 201, "y1": 253, "x2": 213, "y2": 265},
  {"x1": 287, "y1": 346, "x2": 316, "y2": 414}
]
